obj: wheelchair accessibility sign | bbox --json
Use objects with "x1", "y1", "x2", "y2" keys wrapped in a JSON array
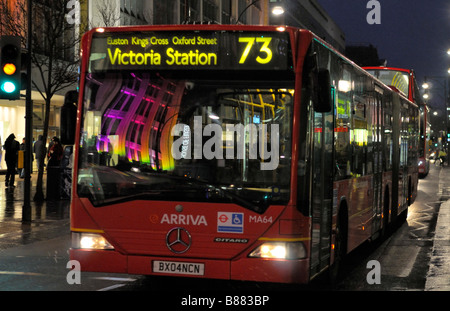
[{"x1": 217, "y1": 212, "x2": 244, "y2": 234}]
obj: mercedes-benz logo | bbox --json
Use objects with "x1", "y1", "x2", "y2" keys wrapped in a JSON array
[{"x1": 166, "y1": 227, "x2": 192, "y2": 254}]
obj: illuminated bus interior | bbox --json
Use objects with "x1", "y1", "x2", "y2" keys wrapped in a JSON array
[{"x1": 365, "y1": 69, "x2": 410, "y2": 97}]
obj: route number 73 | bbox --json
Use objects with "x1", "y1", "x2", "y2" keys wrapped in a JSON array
[{"x1": 238, "y1": 37, "x2": 273, "y2": 64}]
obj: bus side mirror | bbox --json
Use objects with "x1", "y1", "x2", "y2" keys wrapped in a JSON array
[
  {"x1": 315, "y1": 69, "x2": 332, "y2": 113},
  {"x1": 60, "y1": 90, "x2": 78, "y2": 145}
]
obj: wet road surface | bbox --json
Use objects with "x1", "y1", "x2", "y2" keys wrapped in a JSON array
[{"x1": 0, "y1": 166, "x2": 448, "y2": 294}]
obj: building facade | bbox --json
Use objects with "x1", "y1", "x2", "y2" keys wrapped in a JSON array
[{"x1": 83, "y1": 0, "x2": 344, "y2": 55}]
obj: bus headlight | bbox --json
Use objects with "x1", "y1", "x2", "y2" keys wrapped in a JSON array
[
  {"x1": 72, "y1": 232, "x2": 114, "y2": 250},
  {"x1": 248, "y1": 242, "x2": 306, "y2": 259}
]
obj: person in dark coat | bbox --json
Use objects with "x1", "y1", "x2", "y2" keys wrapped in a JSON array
[
  {"x1": 47, "y1": 136, "x2": 63, "y2": 167},
  {"x1": 33, "y1": 135, "x2": 46, "y2": 172},
  {"x1": 3, "y1": 134, "x2": 20, "y2": 188},
  {"x1": 47, "y1": 136, "x2": 64, "y2": 200}
]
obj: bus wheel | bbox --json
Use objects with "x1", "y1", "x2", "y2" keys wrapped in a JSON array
[{"x1": 329, "y1": 208, "x2": 347, "y2": 286}]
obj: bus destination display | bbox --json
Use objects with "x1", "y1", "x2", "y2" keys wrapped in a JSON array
[{"x1": 89, "y1": 31, "x2": 292, "y2": 72}]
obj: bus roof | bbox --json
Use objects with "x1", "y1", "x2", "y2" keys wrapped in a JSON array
[{"x1": 363, "y1": 66, "x2": 412, "y2": 74}]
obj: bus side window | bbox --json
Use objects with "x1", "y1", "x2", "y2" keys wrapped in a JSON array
[{"x1": 335, "y1": 69, "x2": 352, "y2": 179}]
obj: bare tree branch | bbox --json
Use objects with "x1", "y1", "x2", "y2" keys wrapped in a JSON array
[{"x1": 96, "y1": 0, "x2": 121, "y2": 27}]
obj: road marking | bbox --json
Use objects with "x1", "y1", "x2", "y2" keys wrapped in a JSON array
[
  {"x1": 92, "y1": 276, "x2": 136, "y2": 291},
  {"x1": 0, "y1": 271, "x2": 46, "y2": 276},
  {"x1": 97, "y1": 283, "x2": 128, "y2": 291},
  {"x1": 91, "y1": 277, "x2": 136, "y2": 282}
]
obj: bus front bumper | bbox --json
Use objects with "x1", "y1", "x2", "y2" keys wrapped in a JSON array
[{"x1": 69, "y1": 248, "x2": 310, "y2": 284}]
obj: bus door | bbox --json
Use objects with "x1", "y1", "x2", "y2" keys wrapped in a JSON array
[
  {"x1": 391, "y1": 93, "x2": 405, "y2": 218},
  {"x1": 309, "y1": 104, "x2": 334, "y2": 276},
  {"x1": 399, "y1": 102, "x2": 409, "y2": 210}
]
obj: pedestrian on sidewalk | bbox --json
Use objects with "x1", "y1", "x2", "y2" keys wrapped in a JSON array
[
  {"x1": 438, "y1": 149, "x2": 447, "y2": 166},
  {"x1": 47, "y1": 136, "x2": 63, "y2": 200},
  {"x1": 3, "y1": 133, "x2": 20, "y2": 188},
  {"x1": 19, "y1": 138, "x2": 25, "y2": 178},
  {"x1": 34, "y1": 135, "x2": 46, "y2": 172}
]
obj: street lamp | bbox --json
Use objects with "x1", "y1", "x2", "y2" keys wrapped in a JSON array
[
  {"x1": 272, "y1": 6, "x2": 285, "y2": 15},
  {"x1": 422, "y1": 80, "x2": 430, "y2": 99},
  {"x1": 422, "y1": 77, "x2": 448, "y2": 103},
  {"x1": 447, "y1": 48, "x2": 450, "y2": 74},
  {"x1": 422, "y1": 75, "x2": 448, "y2": 143}
]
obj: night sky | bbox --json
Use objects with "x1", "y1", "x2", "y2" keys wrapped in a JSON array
[{"x1": 316, "y1": 0, "x2": 449, "y2": 110}]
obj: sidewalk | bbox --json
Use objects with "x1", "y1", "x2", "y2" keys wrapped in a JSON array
[
  {"x1": 0, "y1": 171, "x2": 70, "y2": 251},
  {"x1": 425, "y1": 165, "x2": 450, "y2": 290}
]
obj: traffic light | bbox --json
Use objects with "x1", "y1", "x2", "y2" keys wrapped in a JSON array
[{"x1": 0, "y1": 36, "x2": 21, "y2": 100}]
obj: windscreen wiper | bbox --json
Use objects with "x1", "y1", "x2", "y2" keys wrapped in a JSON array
[{"x1": 146, "y1": 172, "x2": 264, "y2": 213}]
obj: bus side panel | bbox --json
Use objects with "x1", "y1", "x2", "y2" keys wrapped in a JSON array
[
  {"x1": 351, "y1": 175, "x2": 373, "y2": 248},
  {"x1": 333, "y1": 180, "x2": 349, "y2": 252},
  {"x1": 409, "y1": 166, "x2": 418, "y2": 205},
  {"x1": 335, "y1": 177, "x2": 372, "y2": 254},
  {"x1": 382, "y1": 171, "x2": 393, "y2": 224}
]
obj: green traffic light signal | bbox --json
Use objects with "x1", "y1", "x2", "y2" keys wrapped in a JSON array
[{"x1": 1, "y1": 81, "x2": 16, "y2": 93}]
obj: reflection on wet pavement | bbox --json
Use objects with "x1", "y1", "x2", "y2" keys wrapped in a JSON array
[{"x1": 0, "y1": 173, "x2": 70, "y2": 250}]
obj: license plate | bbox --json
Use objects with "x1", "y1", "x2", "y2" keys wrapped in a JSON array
[{"x1": 153, "y1": 260, "x2": 205, "y2": 276}]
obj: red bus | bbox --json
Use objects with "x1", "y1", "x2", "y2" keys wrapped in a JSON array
[
  {"x1": 66, "y1": 25, "x2": 419, "y2": 284},
  {"x1": 364, "y1": 66, "x2": 429, "y2": 177}
]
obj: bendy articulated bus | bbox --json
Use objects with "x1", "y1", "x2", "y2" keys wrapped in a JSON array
[
  {"x1": 66, "y1": 25, "x2": 419, "y2": 284},
  {"x1": 364, "y1": 66, "x2": 429, "y2": 177}
]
